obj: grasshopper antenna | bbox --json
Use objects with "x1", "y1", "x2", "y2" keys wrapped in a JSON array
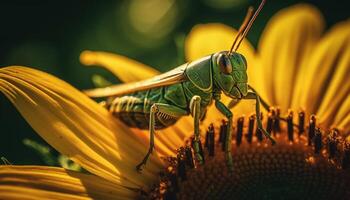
[
  {"x1": 234, "y1": 0, "x2": 266, "y2": 52},
  {"x1": 229, "y1": 6, "x2": 254, "y2": 54}
]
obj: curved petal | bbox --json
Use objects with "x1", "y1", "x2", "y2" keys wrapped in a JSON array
[
  {"x1": 337, "y1": 115, "x2": 350, "y2": 135},
  {"x1": 80, "y1": 51, "x2": 160, "y2": 82},
  {"x1": 258, "y1": 4, "x2": 324, "y2": 111},
  {"x1": 332, "y1": 96, "x2": 350, "y2": 133},
  {"x1": 0, "y1": 66, "x2": 163, "y2": 190},
  {"x1": 0, "y1": 165, "x2": 135, "y2": 200},
  {"x1": 309, "y1": 21, "x2": 350, "y2": 129},
  {"x1": 185, "y1": 23, "x2": 255, "y2": 62}
]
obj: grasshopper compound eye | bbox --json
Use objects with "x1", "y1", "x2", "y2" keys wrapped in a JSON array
[{"x1": 217, "y1": 54, "x2": 232, "y2": 74}]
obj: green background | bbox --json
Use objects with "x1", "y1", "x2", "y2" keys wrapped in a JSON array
[{"x1": 0, "y1": 0, "x2": 348, "y2": 166}]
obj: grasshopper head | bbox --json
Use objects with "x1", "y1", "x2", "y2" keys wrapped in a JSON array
[{"x1": 212, "y1": 51, "x2": 248, "y2": 99}]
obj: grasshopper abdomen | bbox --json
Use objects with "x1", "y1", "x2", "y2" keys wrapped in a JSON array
[{"x1": 107, "y1": 85, "x2": 186, "y2": 129}]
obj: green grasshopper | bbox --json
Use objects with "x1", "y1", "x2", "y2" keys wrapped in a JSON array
[{"x1": 84, "y1": 0, "x2": 274, "y2": 171}]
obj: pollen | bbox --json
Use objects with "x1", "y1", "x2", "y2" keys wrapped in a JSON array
[{"x1": 146, "y1": 109, "x2": 350, "y2": 200}]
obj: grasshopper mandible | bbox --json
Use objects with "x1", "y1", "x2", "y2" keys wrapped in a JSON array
[{"x1": 84, "y1": 0, "x2": 274, "y2": 171}]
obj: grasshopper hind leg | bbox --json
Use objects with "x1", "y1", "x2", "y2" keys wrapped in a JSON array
[
  {"x1": 136, "y1": 103, "x2": 187, "y2": 172},
  {"x1": 136, "y1": 104, "x2": 157, "y2": 172}
]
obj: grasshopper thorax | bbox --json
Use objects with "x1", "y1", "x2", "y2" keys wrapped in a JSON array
[{"x1": 212, "y1": 51, "x2": 248, "y2": 98}]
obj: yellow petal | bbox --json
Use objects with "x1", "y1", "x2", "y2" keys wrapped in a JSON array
[
  {"x1": 337, "y1": 115, "x2": 350, "y2": 134},
  {"x1": 332, "y1": 96, "x2": 350, "y2": 133},
  {"x1": 80, "y1": 51, "x2": 160, "y2": 82},
  {"x1": 315, "y1": 20, "x2": 350, "y2": 126},
  {"x1": 185, "y1": 23, "x2": 255, "y2": 62},
  {"x1": 258, "y1": 4, "x2": 324, "y2": 111},
  {"x1": 0, "y1": 165, "x2": 134, "y2": 200},
  {"x1": 308, "y1": 21, "x2": 350, "y2": 129},
  {"x1": 0, "y1": 66, "x2": 162, "y2": 190}
]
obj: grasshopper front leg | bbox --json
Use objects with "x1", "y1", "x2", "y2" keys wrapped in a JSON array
[
  {"x1": 247, "y1": 85, "x2": 271, "y2": 111},
  {"x1": 248, "y1": 86, "x2": 299, "y2": 129},
  {"x1": 227, "y1": 85, "x2": 270, "y2": 111},
  {"x1": 215, "y1": 99, "x2": 234, "y2": 170},
  {"x1": 227, "y1": 85, "x2": 276, "y2": 144},
  {"x1": 239, "y1": 91, "x2": 276, "y2": 144},
  {"x1": 190, "y1": 95, "x2": 204, "y2": 165}
]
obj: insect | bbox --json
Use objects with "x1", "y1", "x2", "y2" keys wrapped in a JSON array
[{"x1": 84, "y1": 0, "x2": 274, "y2": 171}]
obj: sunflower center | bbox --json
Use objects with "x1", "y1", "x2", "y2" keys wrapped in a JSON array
[{"x1": 146, "y1": 109, "x2": 350, "y2": 200}]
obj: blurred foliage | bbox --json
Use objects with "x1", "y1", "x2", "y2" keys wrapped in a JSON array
[
  {"x1": 22, "y1": 138, "x2": 57, "y2": 166},
  {"x1": 0, "y1": 0, "x2": 348, "y2": 166},
  {"x1": 23, "y1": 138, "x2": 83, "y2": 171}
]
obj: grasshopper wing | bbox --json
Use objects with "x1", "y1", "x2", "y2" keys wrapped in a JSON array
[{"x1": 84, "y1": 64, "x2": 187, "y2": 98}]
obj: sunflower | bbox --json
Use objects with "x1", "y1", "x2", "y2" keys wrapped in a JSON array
[{"x1": 0, "y1": 3, "x2": 349, "y2": 200}]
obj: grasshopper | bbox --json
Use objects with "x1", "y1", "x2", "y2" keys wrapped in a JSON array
[{"x1": 84, "y1": 0, "x2": 274, "y2": 171}]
